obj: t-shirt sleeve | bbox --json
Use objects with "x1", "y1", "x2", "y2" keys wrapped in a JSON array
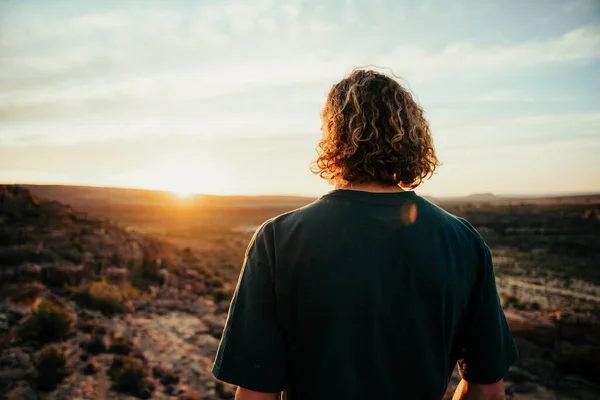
[
  {"x1": 457, "y1": 237, "x2": 519, "y2": 384},
  {"x1": 212, "y1": 224, "x2": 288, "y2": 393}
]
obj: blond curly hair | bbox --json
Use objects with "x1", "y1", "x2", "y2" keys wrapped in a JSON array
[{"x1": 311, "y1": 69, "x2": 440, "y2": 189}]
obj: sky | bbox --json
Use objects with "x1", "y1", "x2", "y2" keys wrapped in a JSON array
[{"x1": 0, "y1": 0, "x2": 599, "y2": 197}]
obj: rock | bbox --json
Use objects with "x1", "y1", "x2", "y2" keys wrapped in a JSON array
[
  {"x1": 4, "y1": 381, "x2": 38, "y2": 400},
  {"x1": 0, "y1": 348, "x2": 35, "y2": 394},
  {"x1": 203, "y1": 314, "x2": 225, "y2": 339},
  {"x1": 192, "y1": 334, "x2": 220, "y2": 355}
]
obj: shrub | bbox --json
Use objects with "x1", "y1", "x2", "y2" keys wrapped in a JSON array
[
  {"x1": 17, "y1": 299, "x2": 75, "y2": 344},
  {"x1": 108, "y1": 355, "x2": 152, "y2": 398},
  {"x1": 86, "y1": 281, "x2": 134, "y2": 314},
  {"x1": 213, "y1": 287, "x2": 229, "y2": 302},
  {"x1": 34, "y1": 345, "x2": 69, "y2": 391},
  {"x1": 197, "y1": 265, "x2": 214, "y2": 278},
  {"x1": 81, "y1": 334, "x2": 108, "y2": 354},
  {"x1": 109, "y1": 335, "x2": 135, "y2": 355},
  {"x1": 501, "y1": 294, "x2": 526, "y2": 310},
  {"x1": 209, "y1": 276, "x2": 224, "y2": 288}
]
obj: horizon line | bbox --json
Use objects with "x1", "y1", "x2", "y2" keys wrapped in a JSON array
[{"x1": 3, "y1": 181, "x2": 600, "y2": 200}]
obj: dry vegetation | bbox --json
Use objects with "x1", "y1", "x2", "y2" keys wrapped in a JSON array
[{"x1": 1, "y1": 184, "x2": 599, "y2": 399}]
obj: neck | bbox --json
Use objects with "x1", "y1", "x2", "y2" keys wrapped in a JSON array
[{"x1": 334, "y1": 181, "x2": 405, "y2": 193}]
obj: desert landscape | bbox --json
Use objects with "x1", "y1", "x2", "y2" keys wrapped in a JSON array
[{"x1": 1, "y1": 184, "x2": 599, "y2": 399}]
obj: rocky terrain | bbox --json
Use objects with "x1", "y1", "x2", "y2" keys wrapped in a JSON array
[
  {"x1": 1, "y1": 185, "x2": 600, "y2": 399},
  {"x1": 0, "y1": 185, "x2": 234, "y2": 399}
]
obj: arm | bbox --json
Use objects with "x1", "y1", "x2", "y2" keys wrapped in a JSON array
[
  {"x1": 454, "y1": 221, "x2": 518, "y2": 397},
  {"x1": 236, "y1": 387, "x2": 279, "y2": 400},
  {"x1": 452, "y1": 379, "x2": 505, "y2": 400},
  {"x1": 212, "y1": 223, "x2": 288, "y2": 394}
]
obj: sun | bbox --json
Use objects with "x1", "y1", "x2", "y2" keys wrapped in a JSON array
[{"x1": 171, "y1": 188, "x2": 195, "y2": 198}]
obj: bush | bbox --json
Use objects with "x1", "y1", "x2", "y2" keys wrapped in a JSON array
[
  {"x1": 109, "y1": 335, "x2": 135, "y2": 355},
  {"x1": 501, "y1": 294, "x2": 526, "y2": 310},
  {"x1": 197, "y1": 265, "x2": 214, "y2": 278},
  {"x1": 17, "y1": 299, "x2": 75, "y2": 344},
  {"x1": 213, "y1": 287, "x2": 229, "y2": 302},
  {"x1": 81, "y1": 334, "x2": 108, "y2": 354},
  {"x1": 209, "y1": 276, "x2": 224, "y2": 288},
  {"x1": 34, "y1": 345, "x2": 69, "y2": 391},
  {"x1": 85, "y1": 281, "x2": 134, "y2": 314},
  {"x1": 108, "y1": 355, "x2": 153, "y2": 398}
]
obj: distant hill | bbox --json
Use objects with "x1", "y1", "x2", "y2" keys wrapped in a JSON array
[
  {"x1": 13, "y1": 184, "x2": 600, "y2": 210},
  {"x1": 22, "y1": 184, "x2": 315, "y2": 210},
  {"x1": 465, "y1": 193, "x2": 502, "y2": 202}
]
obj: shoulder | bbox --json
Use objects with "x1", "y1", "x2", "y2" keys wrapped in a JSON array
[
  {"x1": 259, "y1": 198, "x2": 326, "y2": 232},
  {"x1": 416, "y1": 196, "x2": 490, "y2": 256},
  {"x1": 245, "y1": 199, "x2": 322, "y2": 257}
]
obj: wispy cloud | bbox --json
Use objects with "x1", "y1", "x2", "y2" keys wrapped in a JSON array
[{"x1": 385, "y1": 26, "x2": 600, "y2": 81}]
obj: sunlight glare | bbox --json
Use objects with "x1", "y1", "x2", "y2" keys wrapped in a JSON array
[{"x1": 171, "y1": 188, "x2": 195, "y2": 198}]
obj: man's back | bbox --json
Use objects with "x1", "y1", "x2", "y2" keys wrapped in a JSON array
[{"x1": 213, "y1": 189, "x2": 518, "y2": 399}]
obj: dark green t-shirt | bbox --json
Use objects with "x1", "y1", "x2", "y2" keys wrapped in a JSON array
[{"x1": 212, "y1": 189, "x2": 518, "y2": 399}]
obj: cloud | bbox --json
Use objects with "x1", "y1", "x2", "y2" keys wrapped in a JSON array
[
  {"x1": 473, "y1": 90, "x2": 575, "y2": 103},
  {"x1": 383, "y1": 26, "x2": 600, "y2": 81},
  {"x1": 432, "y1": 112, "x2": 600, "y2": 151}
]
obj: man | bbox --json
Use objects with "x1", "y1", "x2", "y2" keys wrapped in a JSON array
[{"x1": 212, "y1": 69, "x2": 518, "y2": 399}]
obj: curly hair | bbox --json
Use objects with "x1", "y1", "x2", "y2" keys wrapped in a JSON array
[{"x1": 311, "y1": 69, "x2": 440, "y2": 189}]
